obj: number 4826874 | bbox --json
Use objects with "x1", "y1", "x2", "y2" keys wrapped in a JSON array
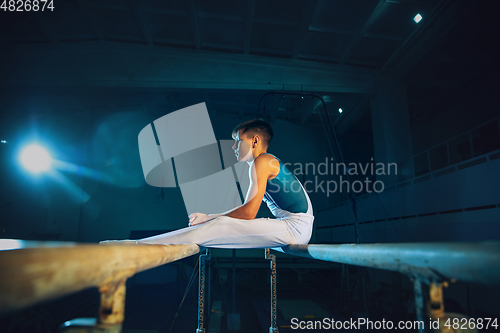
[
  {"x1": 444, "y1": 317, "x2": 498, "y2": 330},
  {"x1": 1, "y1": 0, "x2": 55, "y2": 11}
]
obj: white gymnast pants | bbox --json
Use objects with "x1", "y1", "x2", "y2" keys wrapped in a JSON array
[{"x1": 101, "y1": 212, "x2": 314, "y2": 249}]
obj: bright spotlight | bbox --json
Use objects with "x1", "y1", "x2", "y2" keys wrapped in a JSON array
[
  {"x1": 1, "y1": 140, "x2": 7, "y2": 144},
  {"x1": 20, "y1": 144, "x2": 52, "y2": 173},
  {"x1": 414, "y1": 13, "x2": 422, "y2": 23},
  {"x1": 338, "y1": 108, "x2": 343, "y2": 114}
]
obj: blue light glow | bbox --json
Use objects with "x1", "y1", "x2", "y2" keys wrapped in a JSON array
[
  {"x1": 414, "y1": 13, "x2": 422, "y2": 23},
  {"x1": 338, "y1": 108, "x2": 343, "y2": 114},
  {"x1": 20, "y1": 144, "x2": 52, "y2": 173},
  {"x1": 1, "y1": 140, "x2": 6, "y2": 144}
]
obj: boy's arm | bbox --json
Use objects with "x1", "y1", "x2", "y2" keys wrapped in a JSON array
[
  {"x1": 227, "y1": 154, "x2": 272, "y2": 219},
  {"x1": 188, "y1": 154, "x2": 274, "y2": 225}
]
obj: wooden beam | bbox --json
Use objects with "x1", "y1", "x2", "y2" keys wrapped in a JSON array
[{"x1": 0, "y1": 241, "x2": 200, "y2": 315}]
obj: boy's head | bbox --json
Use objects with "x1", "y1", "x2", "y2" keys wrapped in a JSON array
[{"x1": 231, "y1": 119, "x2": 274, "y2": 149}]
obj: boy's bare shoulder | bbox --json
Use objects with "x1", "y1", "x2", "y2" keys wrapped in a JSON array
[
  {"x1": 255, "y1": 153, "x2": 277, "y2": 164},
  {"x1": 254, "y1": 153, "x2": 280, "y2": 178}
]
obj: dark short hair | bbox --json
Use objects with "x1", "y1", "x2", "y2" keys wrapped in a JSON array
[{"x1": 232, "y1": 119, "x2": 274, "y2": 148}]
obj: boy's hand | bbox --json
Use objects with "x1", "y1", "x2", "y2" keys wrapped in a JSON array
[{"x1": 188, "y1": 213, "x2": 212, "y2": 226}]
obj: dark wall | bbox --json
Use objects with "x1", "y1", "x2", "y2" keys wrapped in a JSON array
[{"x1": 0, "y1": 98, "x2": 333, "y2": 244}]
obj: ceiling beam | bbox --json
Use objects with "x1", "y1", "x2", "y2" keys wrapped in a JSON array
[
  {"x1": 105, "y1": 34, "x2": 149, "y2": 44},
  {"x1": 198, "y1": 12, "x2": 244, "y2": 22},
  {"x1": 244, "y1": 0, "x2": 255, "y2": 54},
  {"x1": 28, "y1": 12, "x2": 59, "y2": 43},
  {"x1": 0, "y1": 42, "x2": 375, "y2": 94},
  {"x1": 142, "y1": 8, "x2": 185, "y2": 16},
  {"x1": 188, "y1": 0, "x2": 201, "y2": 50},
  {"x1": 203, "y1": 42, "x2": 243, "y2": 52},
  {"x1": 154, "y1": 38, "x2": 193, "y2": 47},
  {"x1": 309, "y1": 25, "x2": 355, "y2": 36},
  {"x1": 299, "y1": 53, "x2": 381, "y2": 68},
  {"x1": 253, "y1": 18, "x2": 298, "y2": 27},
  {"x1": 74, "y1": 0, "x2": 106, "y2": 42},
  {"x1": 249, "y1": 47, "x2": 290, "y2": 58},
  {"x1": 382, "y1": 0, "x2": 474, "y2": 77},
  {"x1": 128, "y1": 0, "x2": 153, "y2": 46},
  {"x1": 340, "y1": 0, "x2": 387, "y2": 65},
  {"x1": 84, "y1": 3, "x2": 129, "y2": 12},
  {"x1": 292, "y1": 0, "x2": 319, "y2": 59}
]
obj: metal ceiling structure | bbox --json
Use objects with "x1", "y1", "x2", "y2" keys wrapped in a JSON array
[{"x1": 0, "y1": 0, "x2": 496, "y2": 136}]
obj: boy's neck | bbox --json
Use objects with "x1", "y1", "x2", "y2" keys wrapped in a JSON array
[{"x1": 247, "y1": 149, "x2": 268, "y2": 165}]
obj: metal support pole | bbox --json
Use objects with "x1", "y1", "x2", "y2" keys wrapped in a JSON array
[
  {"x1": 265, "y1": 248, "x2": 279, "y2": 333},
  {"x1": 197, "y1": 249, "x2": 210, "y2": 333},
  {"x1": 232, "y1": 249, "x2": 236, "y2": 313},
  {"x1": 412, "y1": 279, "x2": 426, "y2": 333},
  {"x1": 227, "y1": 249, "x2": 241, "y2": 331}
]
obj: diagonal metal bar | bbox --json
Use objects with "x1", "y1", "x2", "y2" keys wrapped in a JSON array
[
  {"x1": 128, "y1": 0, "x2": 153, "y2": 45},
  {"x1": 381, "y1": 0, "x2": 474, "y2": 76},
  {"x1": 188, "y1": 0, "x2": 201, "y2": 49},
  {"x1": 291, "y1": 0, "x2": 319, "y2": 59},
  {"x1": 301, "y1": 98, "x2": 321, "y2": 124},
  {"x1": 340, "y1": 0, "x2": 386, "y2": 64},
  {"x1": 74, "y1": 0, "x2": 106, "y2": 42},
  {"x1": 28, "y1": 12, "x2": 59, "y2": 43},
  {"x1": 239, "y1": 94, "x2": 245, "y2": 118},
  {"x1": 243, "y1": 0, "x2": 255, "y2": 54}
]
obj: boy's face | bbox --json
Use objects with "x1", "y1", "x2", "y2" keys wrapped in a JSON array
[{"x1": 232, "y1": 130, "x2": 253, "y2": 162}]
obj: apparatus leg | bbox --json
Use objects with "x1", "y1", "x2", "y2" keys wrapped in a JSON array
[
  {"x1": 265, "y1": 249, "x2": 279, "y2": 333},
  {"x1": 59, "y1": 278, "x2": 128, "y2": 333},
  {"x1": 413, "y1": 279, "x2": 426, "y2": 333},
  {"x1": 196, "y1": 249, "x2": 211, "y2": 333},
  {"x1": 427, "y1": 282, "x2": 478, "y2": 333}
]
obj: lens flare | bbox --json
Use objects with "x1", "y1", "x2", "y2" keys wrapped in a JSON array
[{"x1": 20, "y1": 144, "x2": 52, "y2": 173}]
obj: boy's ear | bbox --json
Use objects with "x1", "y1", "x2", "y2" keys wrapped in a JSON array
[{"x1": 253, "y1": 135, "x2": 259, "y2": 147}]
